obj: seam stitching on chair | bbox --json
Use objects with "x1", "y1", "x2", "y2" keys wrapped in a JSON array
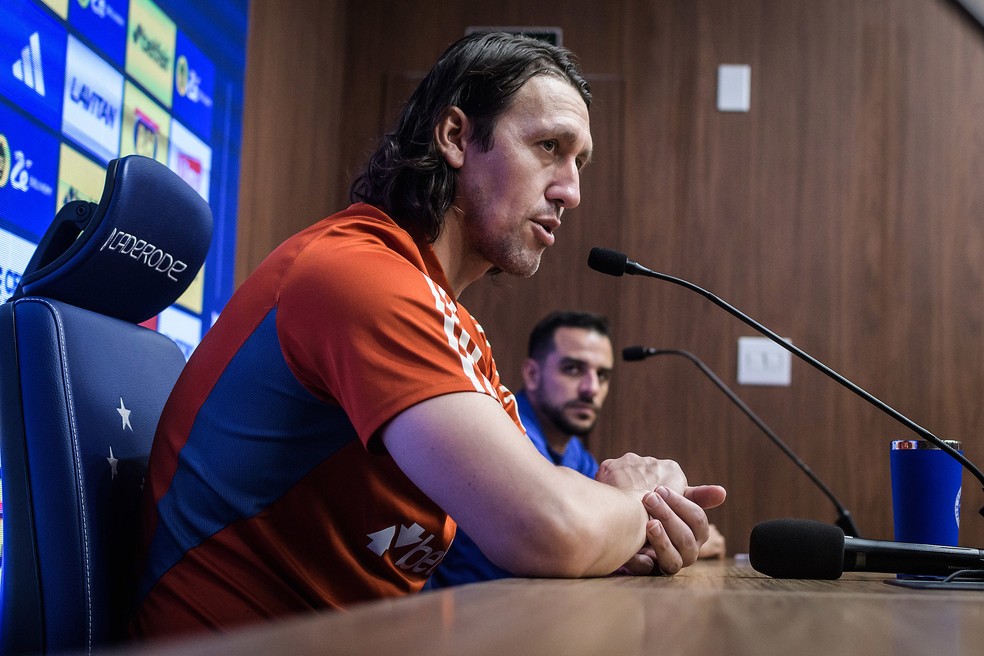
[{"x1": 36, "y1": 299, "x2": 95, "y2": 653}]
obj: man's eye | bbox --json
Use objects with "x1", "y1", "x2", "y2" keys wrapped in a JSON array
[{"x1": 542, "y1": 140, "x2": 558, "y2": 152}]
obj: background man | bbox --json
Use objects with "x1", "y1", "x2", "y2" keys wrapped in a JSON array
[{"x1": 431, "y1": 311, "x2": 726, "y2": 587}]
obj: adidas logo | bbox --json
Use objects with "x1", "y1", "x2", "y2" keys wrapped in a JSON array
[
  {"x1": 367, "y1": 522, "x2": 447, "y2": 575},
  {"x1": 12, "y1": 32, "x2": 45, "y2": 97}
]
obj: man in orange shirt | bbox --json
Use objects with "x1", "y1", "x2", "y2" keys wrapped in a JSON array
[{"x1": 133, "y1": 32, "x2": 726, "y2": 638}]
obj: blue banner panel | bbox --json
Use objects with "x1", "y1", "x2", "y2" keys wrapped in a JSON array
[
  {"x1": 0, "y1": 1, "x2": 68, "y2": 132},
  {"x1": 68, "y1": 0, "x2": 131, "y2": 67},
  {"x1": 0, "y1": 101, "x2": 60, "y2": 239},
  {"x1": 172, "y1": 31, "x2": 214, "y2": 141}
]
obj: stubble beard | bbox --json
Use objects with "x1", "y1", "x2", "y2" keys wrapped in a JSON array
[
  {"x1": 544, "y1": 404, "x2": 597, "y2": 438},
  {"x1": 467, "y1": 214, "x2": 544, "y2": 278},
  {"x1": 535, "y1": 395, "x2": 598, "y2": 438}
]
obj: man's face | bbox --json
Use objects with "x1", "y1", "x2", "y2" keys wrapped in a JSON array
[
  {"x1": 524, "y1": 327, "x2": 614, "y2": 437},
  {"x1": 452, "y1": 74, "x2": 592, "y2": 278}
]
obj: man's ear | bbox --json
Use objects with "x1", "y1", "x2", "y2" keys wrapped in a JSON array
[
  {"x1": 522, "y1": 358, "x2": 541, "y2": 391},
  {"x1": 435, "y1": 106, "x2": 469, "y2": 169}
]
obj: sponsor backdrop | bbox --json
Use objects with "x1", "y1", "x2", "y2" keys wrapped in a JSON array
[{"x1": 0, "y1": 0, "x2": 248, "y2": 359}]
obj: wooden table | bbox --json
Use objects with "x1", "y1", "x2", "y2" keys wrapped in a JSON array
[{"x1": 111, "y1": 559, "x2": 984, "y2": 656}]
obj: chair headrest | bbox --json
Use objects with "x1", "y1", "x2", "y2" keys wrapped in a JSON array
[{"x1": 12, "y1": 156, "x2": 213, "y2": 324}]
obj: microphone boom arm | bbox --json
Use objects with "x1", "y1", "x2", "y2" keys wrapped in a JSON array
[
  {"x1": 599, "y1": 248, "x2": 984, "y2": 514},
  {"x1": 633, "y1": 347, "x2": 861, "y2": 536}
]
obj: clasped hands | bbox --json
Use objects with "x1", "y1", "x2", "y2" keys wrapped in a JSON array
[{"x1": 595, "y1": 453, "x2": 727, "y2": 576}]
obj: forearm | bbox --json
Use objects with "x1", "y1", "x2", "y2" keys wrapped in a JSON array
[
  {"x1": 382, "y1": 392, "x2": 652, "y2": 578},
  {"x1": 485, "y1": 467, "x2": 651, "y2": 578}
]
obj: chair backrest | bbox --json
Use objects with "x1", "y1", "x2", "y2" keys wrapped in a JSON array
[{"x1": 0, "y1": 155, "x2": 212, "y2": 654}]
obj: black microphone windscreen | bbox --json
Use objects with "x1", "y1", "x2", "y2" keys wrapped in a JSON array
[
  {"x1": 749, "y1": 518, "x2": 845, "y2": 579},
  {"x1": 622, "y1": 346, "x2": 649, "y2": 361},
  {"x1": 587, "y1": 247, "x2": 627, "y2": 277}
]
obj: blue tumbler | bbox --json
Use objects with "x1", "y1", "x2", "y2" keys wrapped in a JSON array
[{"x1": 890, "y1": 439, "x2": 962, "y2": 546}]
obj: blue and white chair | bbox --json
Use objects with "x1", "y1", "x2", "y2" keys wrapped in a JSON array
[{"x1": 0, "y1": 155, "x2": 212, "y2": 654}]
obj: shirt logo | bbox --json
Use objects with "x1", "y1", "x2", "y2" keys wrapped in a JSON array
[{"x1": 367, "y1": 522, "x2": 447, "y2": 575}]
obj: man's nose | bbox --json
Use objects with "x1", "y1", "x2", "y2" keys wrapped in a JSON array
[
  {"x1": 578, "y1": 371, "x2": 600, "y2": 397},
  {"x1": 548, "y1": 161, "x2": 581, "y2": 210}
]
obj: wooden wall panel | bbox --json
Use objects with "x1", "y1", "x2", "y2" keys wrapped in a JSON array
[
  {"x1": 239, "y1": 0, "x2": 984, "y2": 556},
  {"x1": 237, "y1": 0, "x2": 348, "y2": 281},
  {"x1": 615, "y1": 0, "x2": 984, "y2": 551}
]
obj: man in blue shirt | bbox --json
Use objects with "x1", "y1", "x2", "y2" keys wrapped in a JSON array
[
  {"x1": 430, "y1": 311, "x2": 726, "y2": 587},
  {"x1": 516, "y1": 311, "x2": 610, "y2": 477}
]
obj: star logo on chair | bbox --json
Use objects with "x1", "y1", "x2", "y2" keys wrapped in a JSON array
[
  {"x1": 117, "y1": 397, "x2": 133, "y2": 431},
  {"x1": 107, "y1": 446, "x2": 119, "y2": 479}
]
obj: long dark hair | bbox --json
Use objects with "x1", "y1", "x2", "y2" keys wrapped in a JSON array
[{"x1": 349, "y1": 32, "x2": 591, "y2": 243}]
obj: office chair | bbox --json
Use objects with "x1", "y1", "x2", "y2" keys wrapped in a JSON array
[{"x1": 0, "y1": 155, "x2": 212, "y2": 654}]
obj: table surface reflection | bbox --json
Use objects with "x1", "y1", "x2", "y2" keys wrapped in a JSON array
[{"x1": 106, "y1": 559, "x2": 984, "y2": 656}]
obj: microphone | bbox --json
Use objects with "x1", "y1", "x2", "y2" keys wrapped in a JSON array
[
  {"x1": 588, "y1": 247, "x2": 984, "y2": 516},
  {"x1": 623, "y1": 345, "x2": 861, "y2": 537},
  {"x1": 749, "y1": 518, "x2": 984, "y2": 579}
]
